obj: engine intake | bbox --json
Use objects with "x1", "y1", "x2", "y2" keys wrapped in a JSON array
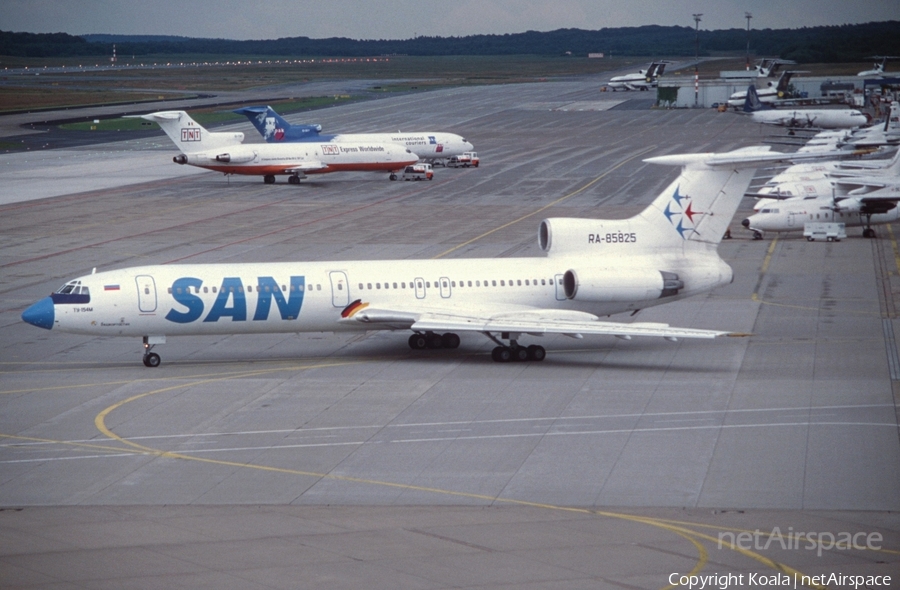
[
  {"x1": 173, "y1": 154, "x2": 188, "y2": 165},
  {"x1": 563, "y1": 268, "x2": 684, "y2": 302}
]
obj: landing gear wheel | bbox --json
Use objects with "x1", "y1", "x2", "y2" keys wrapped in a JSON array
[
  {"x1": 264, "y1": 175, "x2": 276, "y2": 184},
  {"x1": 526, "y1": 345, "x2": 546, "y2": 362},
  {"x1": 390, "y1": 173, "x2": 397, "y2": 181},
  {"x1": 426, "y1": 333, "x2": 444, "y2": 349},
  {"x1": 752, "y1": 231, "x2": 763, "y2": 240},
  {"x1": 408, "y1": 334, "x2": 427, "y2": 350},
  {"x1": 288, "y1": 175, "x2": 301, "y2": 185},
  {"x1": 863, "y1": 228, "x2": 876, "y2": 238},
  {"x1": 441, "y1": 332, "x2": 461, "y2": 349},
  {"x1": 492, "y1": 346, "x2": 512, "y2": 363},
  {"x1": 143, "y1": 352, "x2": 161, "y2": 368},
  {"x1": 512, "y1": 346, "x2": 529, "y2": 362}
]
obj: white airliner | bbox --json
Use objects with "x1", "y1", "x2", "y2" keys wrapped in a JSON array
[
  {"x1": 727, "y1": 70, "x2": 796, "y2": 108},
  {"x1": 21, "y1": 147, "x2": 840, "y2": 367},
  {"x1": 742, "y1": 86, "x2": 868, "y2": 131},
  {"x1": 742, "y1": 186, "x2": 900, "y2": 239},
  {"x1": 858, "y1": 56, "x2": 897, "y2": 78},
  {"x1": 234, "y1": 106, "x2": 474, "y2": 166},
  {"x1": 755, "y1": 142, "x2": 900, "y2": 196},
  {"x1": 137, "y1": 111, "x2": 418, "y2": 184},
  {"x1": 607, "y1": 62, "x2": 668, "y2": 91}
]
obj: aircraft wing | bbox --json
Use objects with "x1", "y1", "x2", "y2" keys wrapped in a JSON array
[
  {"x1": 835, "y1": 177, "x2": 900, "y2": 192},
  {"x1": 338, "y1": 302, "x2": 730, "y2": 340}
]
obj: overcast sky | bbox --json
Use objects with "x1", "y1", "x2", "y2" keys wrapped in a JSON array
[{"x1": 2, "y1": 0, "x2": 897, "y2": 40}]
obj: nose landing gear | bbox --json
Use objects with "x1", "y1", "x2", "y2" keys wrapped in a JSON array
[{"x1": 142, "y1": 335, "x2": 166, "y2": 368}]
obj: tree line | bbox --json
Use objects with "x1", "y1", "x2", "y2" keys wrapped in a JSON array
[{"x1": 2, "y1": 21, "x2": 898, "y2": 63}]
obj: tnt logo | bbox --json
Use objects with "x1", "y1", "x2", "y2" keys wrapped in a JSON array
[
  {"x1": 321, "y1": 144, "x2": 340, "y2": 155},
  {"x1": 663, "y1": 185, "x2": 704, "y2": 239},
  {"x1": 435, "y1": 145, "x2": 443, "y2": 153},
  {"x1": 181, "y1": 128, "x2": 201, "y2": 142},
  {"x1": 428, "y1": 136, "x2": 437, "y2": 144}
]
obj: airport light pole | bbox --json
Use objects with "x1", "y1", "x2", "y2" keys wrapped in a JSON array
[
  {"x1": 745, "y1": 12, "x2": 753, "y2": 70},
  {"x1": 693, "y1": 13, "x2": 702, "y2": 106}
]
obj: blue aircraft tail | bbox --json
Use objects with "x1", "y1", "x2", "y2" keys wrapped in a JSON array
[
  {"x1": 233, "y1": 106, "x2": 327, "y2": 142},
  {"x1": 742, "y1": 85, "x2": 773, "y2": 113}
]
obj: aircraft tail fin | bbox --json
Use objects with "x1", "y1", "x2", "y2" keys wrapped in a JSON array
[
  {"x1": 135, "y1": 111, "x2": 244, "y2": 151},
  {"x1": 638, "y1": 147, "x2": 859, "y2": 247},
  {"x1": 233, "y1": 106, "x2": 324, "y2": 142},
  {"x1": 742, "y1": 85, "x2": 771, "y2": 113}
]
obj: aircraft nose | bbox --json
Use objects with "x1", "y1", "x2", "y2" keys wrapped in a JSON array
[
  {"x1": 21, "y1": 296, "x2": 54, "y2": 330},
  {"x1": 741, "y1": 218, "x2": 751, "y2": 228}
]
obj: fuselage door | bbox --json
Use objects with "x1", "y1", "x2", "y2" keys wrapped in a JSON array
[
  {"x1": 439, "y1": 277, "x2": 452, "y2": 299},
  {"x1": 415, "y1": 277, "x2": 426, "y2": 300},
  {"x1": 135, "y1": 275, "x2": 158, "y2": 313},
  {"x1": 329, "y1": 271, "x2": 349, "y2": 308},
  {"x1": 554, "y1": 274, "x2": 566, "y2": 301}
]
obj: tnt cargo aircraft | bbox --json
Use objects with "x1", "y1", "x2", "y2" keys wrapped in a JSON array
[
  {"x1": 21, "y1": 147, "x2": 841, "y2": 367},
  {"x1": 234, "y1": 106, "x2": 473, "y2": 166},
  {"x1": 137, "y1": 111, "x2": 418, "y2": 184}
]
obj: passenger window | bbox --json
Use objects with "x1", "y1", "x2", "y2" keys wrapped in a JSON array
[
  {"x1": 393, "y1": 283, "x2": 398, "y2": 289},
  {"x1": 337, "y1": 283, "x2": 343, "y2": 290},
  {"x1": 213, "y1": 287, "x2": 217, "y2": 293},
  {"x1": 317, "y1": 285, "x2": 321, "y2": 291},
  {"x1": 517, "y1": 280, "x2": 521, "y2": 286},
  {"x1": 376, "y1": 283, "x2": 381, "y2": 289},
  {"x1": 492, "y1": 280, "x2": 496, "y2": 287},
  {"x1": 367, "y1": 283, "x2": 372, "y2": 289},
  {"x1": 145, "y1": 288, "x2": 150, "y2": 295},
  {"x1": 500, "y1": 280, "x2": 505, "y2": 286}
]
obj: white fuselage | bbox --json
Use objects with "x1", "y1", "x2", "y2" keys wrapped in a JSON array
[
  {"x1": 328, "y1": 132, "x2": 473, "y2": 161},
  {"x1": 179, "y1": 141, "x2": 418, "y2": 176},
  {"x1": 751, "y1": 109, "x2": 868, "y2": 130},
  {"x1": 743, "y1": 197, "x2": 900, "y2": 233},
  {"x1": 39, "y1": 251, "x2": 730, "y2": 339}
]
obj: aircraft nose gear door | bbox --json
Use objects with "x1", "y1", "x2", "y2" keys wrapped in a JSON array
[
  {"x1": 329, "y1": 271, "x2": 349, "y2": 308},
  {"x1": 135, "y1": 275, "x2": 158, "y2": 313}
]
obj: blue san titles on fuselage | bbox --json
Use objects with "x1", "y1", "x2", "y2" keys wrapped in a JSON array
[{"x1": 166, "y1": 276, "x2": 305, "y2": 324}]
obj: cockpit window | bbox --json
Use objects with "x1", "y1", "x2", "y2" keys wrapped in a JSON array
[{"x1": 52, "y1": 280, "x2": 91, "y2": 304}]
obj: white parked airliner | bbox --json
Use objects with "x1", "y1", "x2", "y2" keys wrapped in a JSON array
[
  {"x1": 137, "y1": 111, "x2": 418, "y2": 184},
  {"x1": 21, "y1": 148, "x2": 837, "y2": 366}
]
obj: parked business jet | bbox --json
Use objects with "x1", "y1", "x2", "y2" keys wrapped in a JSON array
[
  {"x1": 742, "y1": 86, "x2": 868, "y2": 132},
  {"x1": 137, "y1": 111, "x2": 418, "y2": 184},
  {"x1": 234, "y1": 106, "x2": 474, "y2": 166},
  {"x1": 21, "y1": 147, "x2": 848, "y2": 366},
  {"x1": 607, "y1": 61, "x2": 669, "y2": 91}
]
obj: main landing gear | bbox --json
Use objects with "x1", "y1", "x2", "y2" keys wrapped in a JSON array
[
  {"x1": 408, "y1": 331, "x2": 460, "y2": 350},
  {"x1": 407, "y1": 331, "x2": 546, "y2": 362},
  {"x1": 485, "y1": 331, "x2": 545, "y2": 363}
]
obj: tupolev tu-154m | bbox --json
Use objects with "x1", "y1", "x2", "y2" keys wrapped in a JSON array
[
  {"x1": 21, "y1": 147, "x2": 850, "y2": 366},
  {"x1": 135, "y1": 110, "x2": 419, "y2": 184}
]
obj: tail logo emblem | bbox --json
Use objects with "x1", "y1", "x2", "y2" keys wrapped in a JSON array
[{"x1": 663, "y1": 185, "x2": 706, "y2": 239}]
